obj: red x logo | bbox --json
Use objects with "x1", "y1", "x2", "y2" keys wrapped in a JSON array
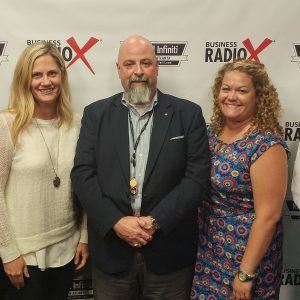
[
  {"x1": 242, "y1": 38, "x2": 273, "y2": 62},
  {"x1": 66, "y1": 37, "x2": 100, "y2": 75}
]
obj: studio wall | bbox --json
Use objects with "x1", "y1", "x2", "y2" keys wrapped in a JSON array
[{"x1": 1, "y1": 0, "x2": 300, "y2": 298}]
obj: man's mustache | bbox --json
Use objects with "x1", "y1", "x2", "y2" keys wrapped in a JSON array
[{"x1": 129, "y1": 76, "x2": 149, "y2": 84}]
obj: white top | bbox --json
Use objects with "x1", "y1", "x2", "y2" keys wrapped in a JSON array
[
  {"x1": 292, "y1": 144, "x2": 300, "y2": 209},
  {"x1": 0, "y1": 112, "x2": 87, "y2": 268},
  {"x1": 24, "y1": 230, "x2": 80, "y2": 270}
]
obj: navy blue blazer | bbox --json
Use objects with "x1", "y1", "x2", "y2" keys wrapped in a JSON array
[{"x1": 71, "y1": 90, "x2": 210, "y2": 274}]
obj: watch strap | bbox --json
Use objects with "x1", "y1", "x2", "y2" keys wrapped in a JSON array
[
  {"x1": 150, "y1": 216, "x2": 160, "y2": 231},
  {"x1": 237, "y1": 269, "x2": 255, "y2": 282}
]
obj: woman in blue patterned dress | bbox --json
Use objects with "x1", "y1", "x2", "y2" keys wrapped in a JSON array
[{"x1": 191, "y1": 60, "x2": 289, "y2": 300}]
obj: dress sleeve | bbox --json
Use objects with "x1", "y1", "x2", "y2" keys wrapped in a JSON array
[
  {"x1": 292, "y1": 144, "x2": 300, "y2": 209},
  {"x1": 249, "y1": 131, "x2": 289, "y2": 166},
  {"x1": 0, "y1": 113, "x2": 20, "y2": 263}
]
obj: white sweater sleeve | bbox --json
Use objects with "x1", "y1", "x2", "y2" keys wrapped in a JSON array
[
  {"x1": 0, "y1": 113, "x2": 20, "y2": 262},
  {"x1": 79, "y1": 213, "x2": 88, "y2": 243},
  {"x1": 292, "y1": 144, "x2": 300, "y2": 209}
]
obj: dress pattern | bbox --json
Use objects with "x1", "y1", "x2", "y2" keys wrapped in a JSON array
[{"x1": 191, "y1": 128, "x2": 288, "y2": 300}]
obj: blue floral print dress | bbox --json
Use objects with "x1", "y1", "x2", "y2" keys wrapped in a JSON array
[{"x1": 191, "y1": 127, "x2": 289, "y2": 300}]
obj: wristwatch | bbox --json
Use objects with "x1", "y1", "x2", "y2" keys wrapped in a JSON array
[
  {"x1": 150, "y1": 216, "x2": 160, "y2": 232},
  {"x1": 237, "y1": 269, "x2": 255, "y2": 282}
]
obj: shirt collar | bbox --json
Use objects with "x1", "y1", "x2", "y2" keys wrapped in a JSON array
[{"x1": 121, "y1": 91, "x2": 158, "y2": 117}]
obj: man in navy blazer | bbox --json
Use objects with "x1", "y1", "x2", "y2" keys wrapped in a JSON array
[{"x1": 71, "y1": 35, "x2": 210, "y2": 300}]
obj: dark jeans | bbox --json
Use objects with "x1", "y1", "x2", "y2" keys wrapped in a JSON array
[
  {"x1": 5, "y1": 259, "x2": 74, "y2": 300},
  {"x1": 0, "y1": 260, "x2": 8, "y2": 300},
  {"x1": 92, "y1": 251, "x2": 194, "y2": 300}
]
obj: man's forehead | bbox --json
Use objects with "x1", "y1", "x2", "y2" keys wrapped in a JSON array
[
  {"x1": 118, "y1": 40, "x2": 156, "y2": 61},
  {"x1": 120, "y1": 53, "x2": 156, "y2": 61},
  {"x1": 118, "y1": 56, "x2": 156, "y2": 65},
  {"x1": 121, "y1": 44, "x2": 152, "y2": 54}
]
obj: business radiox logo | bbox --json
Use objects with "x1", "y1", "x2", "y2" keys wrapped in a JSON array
[
  {"x1": 26, "y1": 37, "x2": 100, "y2": 75},
  {"x1": 291, "y1": 43, "x2": 300, "y2": 69},
  {"x1": 282, "y1": 268, "x2": 300, "y2": 286},
  {"x1": 283, "y1": 198, "x2": 300, "y2": 221},
  {"x1": 284, "y1": 121, "x2": 300, "y2": 142},
  {"x1": 151, "y1": 41, "x2": 188, "y2": 66},
  {"x1": 205, "y1": 38, "x2": 273, "y2": 63},
  {"x1": 0, "y1": 41, "x2": 9, "y2": 65},
  {"x1": 287, "y1": 45, "x2": 300, "y2": 141}
]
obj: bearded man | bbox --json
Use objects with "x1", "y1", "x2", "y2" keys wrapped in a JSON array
[{"x1": 71, "y1": 35, "x2": 210, "y2": 300}]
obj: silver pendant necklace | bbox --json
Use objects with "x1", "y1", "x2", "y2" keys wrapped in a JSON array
[{"x1": 34, "y1": 118, "x2": 60, "y2": 188}]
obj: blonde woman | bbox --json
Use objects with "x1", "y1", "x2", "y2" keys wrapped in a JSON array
[{"x1": 0, "y1": 42, "x2": 88, "y2": 300}]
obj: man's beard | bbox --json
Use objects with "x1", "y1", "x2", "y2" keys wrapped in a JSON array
[{"x1": 125, "y1": 77, "x2": 151, "y2": 105}]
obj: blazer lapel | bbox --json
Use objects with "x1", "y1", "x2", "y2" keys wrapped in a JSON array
[
  {"x1": 111, "y1": 97, "x2": 130, "y2": 184},
  {"x1": 144, "y1": 92, "x2": 173, "y2": 185}
]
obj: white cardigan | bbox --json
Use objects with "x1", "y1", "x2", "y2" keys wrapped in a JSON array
[{"x1": 0, "y1": 112, "x2": 87, "y2": 265}]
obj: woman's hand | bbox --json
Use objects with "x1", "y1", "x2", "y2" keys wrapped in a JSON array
[
  {"x1": 3, "y1": 256, "x2": 29, "y2": 289},
  {"x1": 74, "y1": 242, "x2": 89, "y2": 270},
  {"x1": 232, "y1": 274, "x2": 253, "y2": 300}
]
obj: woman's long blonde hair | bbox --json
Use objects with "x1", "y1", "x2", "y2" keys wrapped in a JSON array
[
  {"x1": 8, "y1": 41, "x2": 73, "y2": 145},
  {"x1": 211, "y1": 59, "x2": 282, "y2": 136}
]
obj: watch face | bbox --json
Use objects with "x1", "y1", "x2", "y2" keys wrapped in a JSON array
[{"x1": 238, "y1": 272, "x2": 247, "y2": 282}]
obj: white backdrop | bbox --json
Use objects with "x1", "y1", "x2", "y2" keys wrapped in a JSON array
[{"x1": 1, "y1": 0, "x2": 300, "y2": 298}]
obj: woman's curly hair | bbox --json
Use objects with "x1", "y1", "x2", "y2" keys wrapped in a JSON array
[{"x1": 211, "y1": 59, "x2": 282, "y2": 136}]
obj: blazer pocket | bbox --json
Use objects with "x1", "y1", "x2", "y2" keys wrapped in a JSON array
[{"x1": 170, "y1": 135, "x2": 184, "y2": 141}]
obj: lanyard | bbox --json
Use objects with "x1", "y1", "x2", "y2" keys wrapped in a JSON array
[{"x1": 128, "y1": 109, "x2": 153, "y2": 168}]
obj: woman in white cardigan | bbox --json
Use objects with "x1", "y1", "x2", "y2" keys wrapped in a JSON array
[{"x1": 0, "y1": 42, "x2": 88, "y2": 300}]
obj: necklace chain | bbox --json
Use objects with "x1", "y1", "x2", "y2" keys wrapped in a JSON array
[{"x1": 34, "y1": 118, "x2": 60, "y2": 188}]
